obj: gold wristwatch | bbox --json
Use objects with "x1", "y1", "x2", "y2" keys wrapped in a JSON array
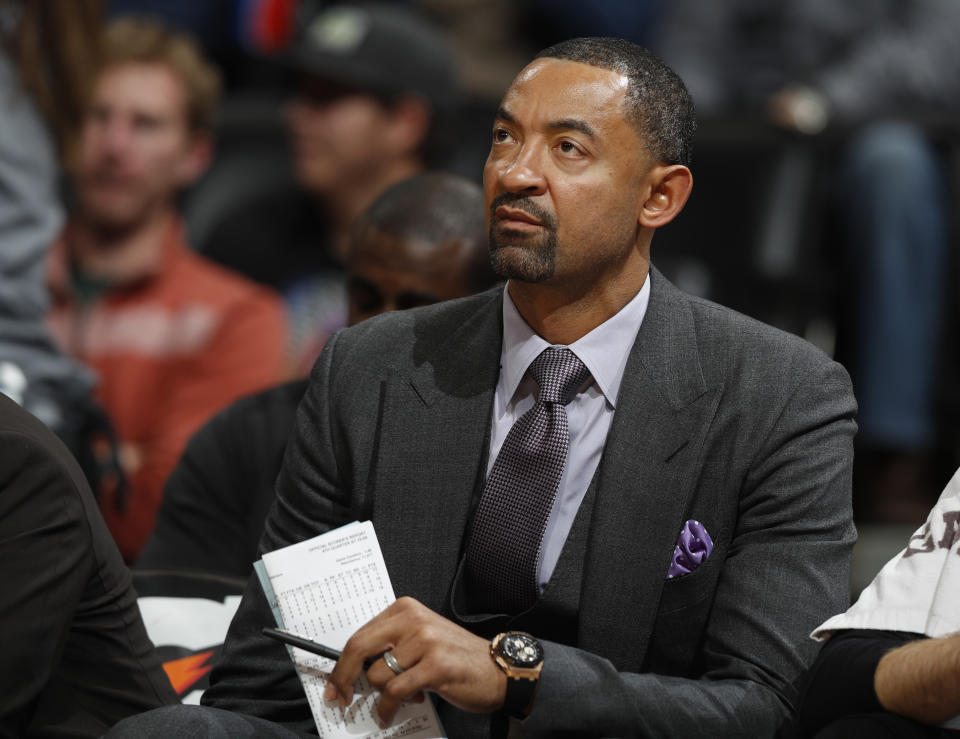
[{"x1": 491, "y1": 631, "x2": 543, "y2": 717}]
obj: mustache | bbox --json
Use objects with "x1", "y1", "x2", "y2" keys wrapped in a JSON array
[
  {"x1": 84, "y1": 167, "x2": 137, "y2": 184},
  {"x1": 489, "y1": 193, "x2": 556, "y2": 230}
]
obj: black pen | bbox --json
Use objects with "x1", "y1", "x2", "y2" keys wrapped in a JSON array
[{"x1": 262, "y1": 627, "x2": 380, "y2": 670}]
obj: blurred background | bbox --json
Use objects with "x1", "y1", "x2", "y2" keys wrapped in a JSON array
[{"x1": 4, "y1": 0, "x2": 960, "y2": 595}]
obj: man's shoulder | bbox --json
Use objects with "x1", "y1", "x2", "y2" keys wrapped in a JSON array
[
  {"x1": 334, "y1": 288, "x2": 502, "y2": 359},
  {"x1": 648, "y1": 272, "x2": 849, "y2": 400},
  {"x1": 666, "y1": 278, "x2": 837, "y2": 371},
  {"x1": 689, "y1": 292, "x2": 824, "y2": 355}
]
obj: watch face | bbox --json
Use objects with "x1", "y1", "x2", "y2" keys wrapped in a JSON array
[{"x1": 500, "y1": 633, "x2": 543, "y2": 668}]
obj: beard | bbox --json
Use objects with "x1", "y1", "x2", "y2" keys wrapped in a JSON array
[
  {"x1": 75, "y1": 171, "x2": 166, "y2": 242},
  {"x1": 487, "y1": 194, "x2": 559, "y2": 283}
]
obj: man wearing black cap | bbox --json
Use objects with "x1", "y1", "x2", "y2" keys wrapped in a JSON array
[
  {"x1": 203, "y1": 2, "x2": 458, "y2": 376},
  {"x1": 284, "y1": 1, "x2": 457, "y2": 261}
]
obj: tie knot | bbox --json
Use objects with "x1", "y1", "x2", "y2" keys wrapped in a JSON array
[{"x1": 528, "y1": 347, "x2": 591, "y2": 405}]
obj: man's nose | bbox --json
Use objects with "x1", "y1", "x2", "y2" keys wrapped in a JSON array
[
  {"x1": 498, "y1": 144, "x2": 547, "y2": 196},
  {"x1": 99, "y1": 117, "x2": 134, "y2": 154}
]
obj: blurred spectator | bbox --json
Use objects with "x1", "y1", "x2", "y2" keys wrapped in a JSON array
[
  {"x1": 200, "y1": 1, "x2": 459, "y2": 376},
  {"x1": 343, "y1": 171, "x2": 497, "y2": 324},
  {"x1": 0, "y1": 390, "x2": 178, "y2": 736},
  {"x1": 137, "y1": 172, "x2": 498, "y2": 578},
  {"x1": 46, "y1": 17, "x2": 287, "y2": 561},
  {"x1": 656, "y1": 0, "x2": 960, "y2": 521},
  {"x1": 0, "y1": 0, "x2": 115, "y2": 482},
  {"x1": 0, "y1": 5, "x2": 178, "y2": 730}
]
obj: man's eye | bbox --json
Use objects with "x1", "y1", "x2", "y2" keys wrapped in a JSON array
[
  {"x1": 558, "y1": 141, "x2": 582, "y2": 156},
  {"x1": 493, "y1": 128, "x2": 513, "y2": 143}
]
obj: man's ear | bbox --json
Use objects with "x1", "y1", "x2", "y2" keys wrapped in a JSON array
[
  {"x1": 638, "y1": 164, "x2": 693, "y2": 229},
  {"x1": 177, "y1": 133, "x2": 214, "y2": 186}
]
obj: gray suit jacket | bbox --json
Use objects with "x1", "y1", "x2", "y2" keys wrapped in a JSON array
[{"x1": 204, "y1": 268, "x2": 857, "y2": 737}]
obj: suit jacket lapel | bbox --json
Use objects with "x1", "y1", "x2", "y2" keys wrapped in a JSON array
[
  {"x1": 373, "y1": 292, "x2": 503, "y2": 612},
  {"x1": 579, "y1": 268, "x2": 721, "y2": 669}
]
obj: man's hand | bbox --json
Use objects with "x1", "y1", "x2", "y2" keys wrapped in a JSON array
[{"x1": 322, "y1": 597, "x2": 508, "y2": 726}]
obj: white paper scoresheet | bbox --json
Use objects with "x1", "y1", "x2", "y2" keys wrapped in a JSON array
[{"x1": 256, "y1": 521, "x2": 446, "y2": 738}]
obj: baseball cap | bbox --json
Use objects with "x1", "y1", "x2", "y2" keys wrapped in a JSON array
[{"x1": 285, "y1": 2, "x2": 458, "y2": 110}]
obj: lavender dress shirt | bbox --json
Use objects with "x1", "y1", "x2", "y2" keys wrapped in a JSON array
[{"x1": 488, "y1": 277, "x2": 650, "y2": 592}]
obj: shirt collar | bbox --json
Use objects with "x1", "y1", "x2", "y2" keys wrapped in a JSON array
[{"x1": 499, "y1": 274, "x2": 651, "y2": 408}]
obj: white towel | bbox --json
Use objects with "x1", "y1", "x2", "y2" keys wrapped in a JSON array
[{"x1": 812, "y1": 466, "x2": 960, "y2": 729}]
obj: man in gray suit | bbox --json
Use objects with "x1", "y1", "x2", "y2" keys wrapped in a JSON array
[{"x1": 111, "y1": 37, "x2": 856, "y2": 737}]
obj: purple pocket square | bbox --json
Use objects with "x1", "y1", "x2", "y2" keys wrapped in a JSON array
[{"x1": 666, "y1": 520, "x2": 713, "y2": 579}]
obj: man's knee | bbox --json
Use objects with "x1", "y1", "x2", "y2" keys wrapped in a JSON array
[{"x1": 105, "y1": 704, "x2": 302, "y2": 738}]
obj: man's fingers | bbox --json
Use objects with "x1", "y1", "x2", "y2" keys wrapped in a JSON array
[
  {"x1": 326, "y1": 597, "x2": 432, "y2": 704},
  {"x1": 328, "y1": 644, "x2": 387, "y2": 706},
  {"x1": 374, "y1": 665, "x2": 432, "y2": 726},
  {"x1": 323, "y1": 649, "x2": 427, "y2": 727},
  {"x1": 326, "y1": 614, "x2": 408, "y2": 704},
  {"x1": 321, "y1": 648, "x2": 402, "y2": 707},
  {"x1": 322, "y1": 680, "x2": 339, "y2": 703},
  {"x1": 366, "y1": 642, "x2": 416, "y2": 687},
  {"x1": 322, "y1": 597, "x2": 497, "y2": 721}
]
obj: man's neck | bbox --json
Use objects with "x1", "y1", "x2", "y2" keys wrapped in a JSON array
[
  {"x1": 70, "y1": 208, "x2": 176, "y2": 286},
  {"x1": 507, "y1": 260, "x2": 650, "y2": 345},
  {"x1": 320, "y1": 159, "x2": 423, "y2": 262}
]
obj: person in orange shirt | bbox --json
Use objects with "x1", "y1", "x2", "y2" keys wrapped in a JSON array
[{"x1": 47, "y1": 17, "x2": 287, "y2": 562}]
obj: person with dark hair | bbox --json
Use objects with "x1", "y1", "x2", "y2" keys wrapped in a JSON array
[
  {"x1": 531, "y1": 37, "x2": 695, "y2": 168},
  {"x1": 346, "y1": 172, "x2": 495, "y2": 324},
  {"x1": 111, "y1": 37, "x2": 854, "y2": 737},
  {"x1": 201, "y1": 1, "x2": 461, "y2": 376},
  {"x1": 136, "y1": 172, "x2": 497, "y2": 580}
]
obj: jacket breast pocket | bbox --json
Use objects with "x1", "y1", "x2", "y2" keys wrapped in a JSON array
[{"x1": 644, "y1": 557, "x2": 722, "y2": 675}]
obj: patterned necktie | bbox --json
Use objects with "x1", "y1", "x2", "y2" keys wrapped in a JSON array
[{"x1": 465, "y1": 347, "x2": 592, "y2": 614}]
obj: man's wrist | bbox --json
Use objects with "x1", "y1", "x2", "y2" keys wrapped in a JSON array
[{"x1": 490, "y1": 632, "x2": 543, "y2": 718}]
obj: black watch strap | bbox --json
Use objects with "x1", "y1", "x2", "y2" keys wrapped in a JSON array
[{"x1": 503, "y1": 675, "x2": 537, "y2": 718}]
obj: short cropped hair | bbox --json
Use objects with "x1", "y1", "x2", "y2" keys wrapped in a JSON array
[
  {"x1": 535, "y1": 37, "x2": 695, "y2": 167},
  {"x1": 100, "y1": 17, "x2": 221, "y2": 133},
  {"x1": 352, "y1": 172, "x2": 498, "y2": 294}
]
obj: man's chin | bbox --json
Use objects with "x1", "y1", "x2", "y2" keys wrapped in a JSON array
[
  {"x1": 79, "y1": 203, "x2": 150, "y2": 238},
  {"x1": 490, "y1": 244, "x2": 555, "y2": 283},
  {"x1": 293, "y1": 160, "x2": 341, "y2": 196}
]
